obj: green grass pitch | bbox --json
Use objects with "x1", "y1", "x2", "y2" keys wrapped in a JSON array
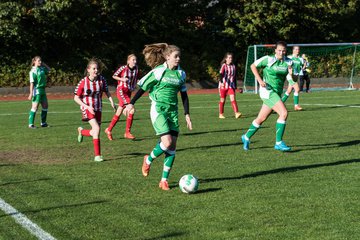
[{"x1": 0, "y1": 90, "x2": 359, "y2": 239}]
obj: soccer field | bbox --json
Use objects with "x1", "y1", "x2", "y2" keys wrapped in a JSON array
[{"x1": 1, "y1": 91, "x2": 359, "y2": 240}]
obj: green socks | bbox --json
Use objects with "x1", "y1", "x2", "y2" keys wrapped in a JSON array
[
  {"x1": 294, "y1": 93, "x2": 299, "y2": 105},
  {"x1": 162, "y1": 151, "x2": 175, "y2": 180},
  {"x1": 245, "y1": 121, "x2": 260, "y2": 139},
  {"x1": 276, "y1": 120, "x2": 286, "y2": 143},
  {"x1": 146, "y1": 142, "x2": 167, "y2": 164},
  {"x1": 282, "y1": 93, "x2": 289, "y2": 102},
  {"x1": 41, "y1": 109, "x2": 48, "y2": 124},
  {"x1": 29, "y1": 109, "x2": 36, "y2": 126}
]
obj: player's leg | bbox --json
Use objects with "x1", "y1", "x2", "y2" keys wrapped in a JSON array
[
  {"x1": 40, "y1": 94, "x2": 49, "y2": 127},
  {"x1": 299, "y1": 75, "x2": 305, "y2": 92},
  {"x1": 105, "y1": 106, "x2": 123, "y2": 140},
  {"x1": 293, "y1": 82, "x2": 302, "y2": 111},
  {"x1": 305, "y1": 75, "x2": 311, "y2": 92},
  {"x1": 158, "y1": 133, "x2": 177, "y2": 190},
  {"x1": 219, "y1": 89, "x2": 226, "y2": 118},
  {"x1": 89, "y1": 118, "x2": 102, "y2": 161},
  {"x1": 272, "y1": 101, "x2": 291, "y2": 151},
  {"x1": 124, "y1": 106, "x2": 135, "y2": 139},
  {"x1": 282, "y1": 84, "x2": 292, "y2": 102},
  {"x1": 29, "y1": 95, "x2": 40, "y2": 128},
  {"x1": 229, "y1": 89, "x2": 241, "y2": 118}
]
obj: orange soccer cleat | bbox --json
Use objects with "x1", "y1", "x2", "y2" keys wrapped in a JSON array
[
  {"x1": 294, "y1": 105, "x2": 303, "y2": 111},
  {"x1": 159, "y1": 180, "x2": 170, "y2": 191},
  {"x1": 104, "y1": 128, "x2": 113, "y2": 141},
  {"x1": 124, "y1": 132, "x2": 135, "y2": 139},
  {"x1": 142, "y1": 155, "x2": 151, "y2": 177}
]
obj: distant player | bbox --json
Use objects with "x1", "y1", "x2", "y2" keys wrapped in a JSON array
[
  {"x1": 218, "y1": 52, "x2": 242, "y2": 119},
  {"x1": 74, "y1": 58, "x2": 116, "y2": 162},
  {"x1": 300, "y1": 53, "x2": 311, "y2": 92},
  {"x1": 281, "y1": 46, "x2": 304, "y2": 111},
  {"x1": 241, "y1": 41, "x2": 297, "y2": 151},
  {"x1": 124, "y1": 43, "x2": 192, "y2": 191},
  {"x1": 104, "y1": 54, "x2": 140, "y2": 140},
  {"x1": 28, "y1": 56, "x2": 50, "y2": 128}
]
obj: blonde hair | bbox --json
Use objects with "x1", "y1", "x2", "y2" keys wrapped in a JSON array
[
  {"x1": 84, "y1": 58, "x2": 100, "y2": 77},
  {"x1": 31, "y1": 56, "x2": 41, "y2": 67},
  {"x1": 142, "y1": 43, "x2": 180, "y2": 68}
]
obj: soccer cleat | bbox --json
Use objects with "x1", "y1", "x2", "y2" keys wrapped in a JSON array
[
  {"x1": 77, "y1": 127, "x2": 83, "y2": 143},
  {"x1": 235, "y1": 112, "x2": 242, "y2": 119},
  {"x1": 104, "y1": 128, "x2": 113, "y2": 141},
  {"x1": 241, "y1": 135, "x2": 250, "y2": 151},
  {"x1": 94, "y1": 155, "x2": 104, "y2": 162},
  {"x1": 28, "y1": 124, "x2": 36, "y2": 129},
  {"x1": 294, "y1": 105, "x2": 303, "y2": 111},
  {"x1": 219, "y1": 114, "x2": 226, "y2": 119},
  {"x1": 124, "y1": 132, "x2": 135, "y2": 139},
  {"x1": 142, "y1": 155, "x2": 151, "y2": 177},
  {"x1": 159, "y1": 180, "x2": 170, "y2": 191},
  {"x1": 41, "y1": 123, "x2": 49, "y2": 127},
  {"x1": 274, "y1": 141, "x2": 291, "y2": 152}
]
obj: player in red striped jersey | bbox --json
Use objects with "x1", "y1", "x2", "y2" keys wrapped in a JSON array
[
  {"x1": 74, "y1": 58, "x2": 116, "y2": 162},
  {"x1": 104, "y1": 54, "x2": 140, "y2": 140},
  {"x1": 218, "y1": 53, "x2": 242, "y2": 119}
]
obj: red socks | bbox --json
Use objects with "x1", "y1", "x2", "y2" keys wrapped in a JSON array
[
  {"x1": 126, "y1": 113, "x2": 134, "y2": 133},
  {"x1": 81, "y1": 129, "x2": 91, "y2": 137},
  {"x1": 93, "y1": 139, "x2": 101, "y2": 156},
  {"x1": 231, "y1": 100, "x2": 239, "y2": 113},
  {"x1": 108, "y1": 115, "x2": 120, "y2": 131},
  {"x1": 219, "y1": 102, "x2": 225, "y2": 114}
]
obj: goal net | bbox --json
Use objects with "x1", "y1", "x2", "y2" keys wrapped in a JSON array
[{"x1": 243, "y1": 43, "x2": 360, "y2": 93}]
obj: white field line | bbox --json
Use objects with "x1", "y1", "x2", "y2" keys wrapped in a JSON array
[
  {"x1": 0, "y1": 197, "x2": 56, "y2": 240},
  {"x1": 0, "y1": 103, "x2": 359, "y2": 116}
]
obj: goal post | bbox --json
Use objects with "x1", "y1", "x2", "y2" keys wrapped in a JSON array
[{"x1": 243, "y1": 43, "x2": 360, "y2": 93}]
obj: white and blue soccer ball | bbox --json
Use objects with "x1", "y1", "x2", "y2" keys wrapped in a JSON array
[{"x1": 179, "y1": 174, "x2": 199, "y2": 193}]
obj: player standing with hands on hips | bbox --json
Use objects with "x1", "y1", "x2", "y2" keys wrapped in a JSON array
[
  {"x1": 218, "y1": 52, "x2": 242, "y2": 119},
  {"x1": 241, "y1": 41, "x2": 297, "y2": 151},
  {"x1": 74, "y1": 58, "x2": 116, "y2": 162},
  {"x1": 124, "y1": 43, "x2": 192, "y2": 191},
  {"x1": 28, "y1": 56, "x2": 50, "y2": 128},
  {"x1": 105, "y1": 54, "x2": 140, "y2": 140}
]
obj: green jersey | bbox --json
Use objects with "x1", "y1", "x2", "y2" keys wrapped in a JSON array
[
  {"x1": 254, "y1": 55, "x2": 293, "y2": 95},
  {"x1": 288, "y1": 54, "x2": 304, "y2": 75},
  {"x1": 29, "y1": 66, "x2": 49, "y2": 95},
  {"x1": 138, "y1": 62, "x2": 187, "y2": 110}
]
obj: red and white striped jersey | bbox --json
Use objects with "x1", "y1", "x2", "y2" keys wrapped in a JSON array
[
  {"x1": 74, "y1": 75, "x2": 109, "y2": 112},
  {"x1": 219, "y1": 63, "x2": 236, "y2": 89},
  {"x1": 113, "y1": 65, "x2": 139, "y2": 91}
]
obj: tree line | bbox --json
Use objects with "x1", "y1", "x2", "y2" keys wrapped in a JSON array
[{"x1": 1, "y1": 0, "x2": 359, "y2": 87}]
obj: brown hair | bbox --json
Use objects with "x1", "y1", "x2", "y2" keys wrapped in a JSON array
[
  {"x1": 220, "y1": 52, "x2": 233, "y2": 65},
  {"x1": 84, "y1": 58, "x2": 100, "y2": 77},
  {"x1": 31, "y1": 56, "x2": 41, "y2": 67},
  {"x1": 142, "y1": 43, "x2": 180, "y2": 68},
  {"x1": 276, "y1": 41, "x2": 287, "y2": 48}
]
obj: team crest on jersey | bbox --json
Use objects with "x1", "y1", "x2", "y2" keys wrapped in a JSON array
[{"x1": 86, "y1": 89, "x2": 92, "y2": 95}]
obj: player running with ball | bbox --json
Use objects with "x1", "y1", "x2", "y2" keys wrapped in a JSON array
[
  {"x1": 124, "y1": 43, "x2": 192, "y2": 191},
  {"x1": 241, "y1": 41, "x2": 297, "y2": 152}
]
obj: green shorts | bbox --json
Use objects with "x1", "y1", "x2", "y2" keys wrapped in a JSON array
[
  {"x1": 32, "y1": 93, "x2": 47, "y2": 104},
  {"x1": 150, "y1": 102, "x2": 179, "y2": 135},
  {"x1": 259, "y1": 87, "x2": 281, "y2": 108}
]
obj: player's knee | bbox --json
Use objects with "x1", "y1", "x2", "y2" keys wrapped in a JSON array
[
  {"x1": 279, "y1": 110, "x2": 288, "y2": 119},
  {"x1": 130, "y1": 108, "x2": 135, "y2": 114}
]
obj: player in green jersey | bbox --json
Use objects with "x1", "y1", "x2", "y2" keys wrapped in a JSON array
[
  {"x1": 27, "y1": 56, "x2": 51, "y2": 128},
  {"x1": 124, "y1": 43, "x2": 192, "y2": 191},
  {"x1": 281, "y1": 46, "x2": 304, "y2": 111},
  {"x1": 241, "y1": 41, "x2": 297, "y2": 152}
]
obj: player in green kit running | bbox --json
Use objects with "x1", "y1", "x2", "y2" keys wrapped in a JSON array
[
  {"x1": 28, "y1": 56, "x2": 51, "y2": 128},
  {"x1": 241, "y1": 41, "x2": 297, "y2": 152},
  {"x1": 281, "y1": 46, "x2": 304, "y2": 111},
  {"x1": 124, "y1": 43, "x2": 192, "y2": 191}
]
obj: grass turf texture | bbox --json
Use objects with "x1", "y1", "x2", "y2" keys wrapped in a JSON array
[{"x1": 0, "y1": 91, "x2": 359, "y2": 239}]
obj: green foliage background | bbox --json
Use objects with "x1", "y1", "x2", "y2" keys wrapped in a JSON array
[{"x1": 1, "y1": 0, "x2": 360, "y2": 87}]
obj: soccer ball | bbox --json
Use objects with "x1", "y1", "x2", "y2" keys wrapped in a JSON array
[{"x1": 179, "y1": 174, "x2": 199, "y2": 193}]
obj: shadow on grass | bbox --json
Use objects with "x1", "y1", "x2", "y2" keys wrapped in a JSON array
[
  {"x1": 295, "y1": 139, "x2": 360, "y2": 150},
  {"x1": 0, "y1": 163, "x2": 16, "y2": 167},
  {"x1": 194, "y1": 187, "x2": 222, "y2": 194},
  {"x1": 177, "y1": 142, "x2": 241, "y2": 152},
  {"x1": 0, "y1": 177, "x2": 52, "y2": 187},
  {"x1": 0, "y1": 199, "x2": 109, "y2": 218},
  {"x1": 200, "y1": 158, "x2": 360, "y2": 184},
  {"x1": 142, "y1": 231, "x2": 186, "y2": 240}
]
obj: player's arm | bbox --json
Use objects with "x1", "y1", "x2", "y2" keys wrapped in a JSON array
[
  {"x1": 74, "y1": 95, "x2": 95, "y2": 114},
  {"x1": 112, "y1": 66, "x2": 128, "y2": 82},
  {"x1": 102, "y1": 78, "x2": 116, "y2": 111},
  {"x1": 286, "y1": 65, "x2": 297, "y2": 86},
  {"x1": 180, "y1": 91, "x2": 192, "y2": 130},
  {"x1": 250, "y1": 63, "x2": 266, "y2": 87},
  {"x1": 28, "y1": 82, "x2": 34, "y2": 100}
]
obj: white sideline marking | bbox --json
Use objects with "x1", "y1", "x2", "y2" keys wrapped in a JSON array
[{"x1": 0, "y1": 197, "x2": 56, "y2": 240}]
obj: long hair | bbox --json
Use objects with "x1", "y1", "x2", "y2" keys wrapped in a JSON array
[
  {"x1": 142, "y1": 43, "x2": 180, "y2": 69},
  {"x1": 31, "y1": 56, "x2": 41, "y2": 67},
  {"x1": 220, "y1": 52, "x2": 233, "y2": 66},
  {"x1": 84, "y1": 58, "x2": 100, "y2": 77}
]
